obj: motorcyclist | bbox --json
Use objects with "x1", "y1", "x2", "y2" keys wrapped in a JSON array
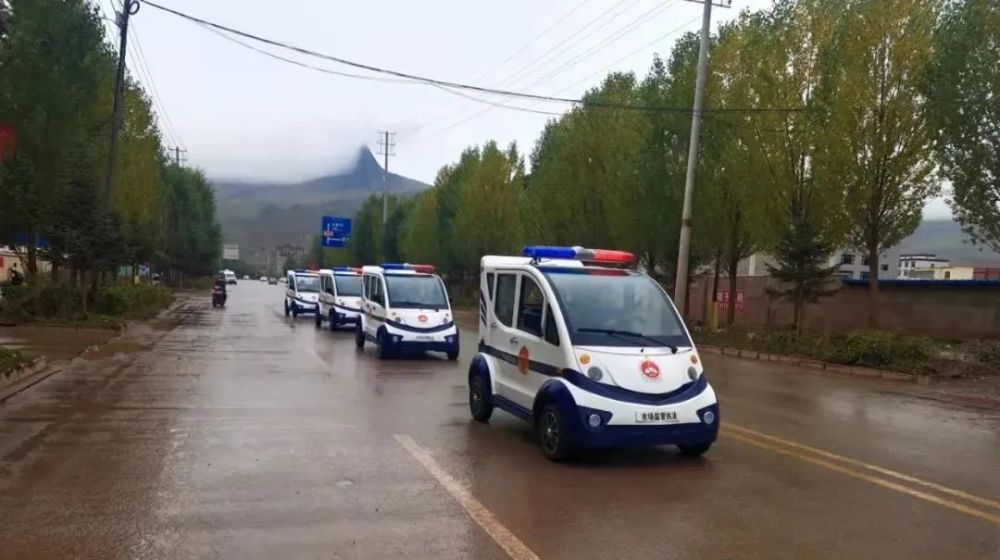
[{"x1": 213, "y1": 273, "x2": 227, "y2": 305}]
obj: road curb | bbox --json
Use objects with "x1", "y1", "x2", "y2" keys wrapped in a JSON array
[{"x1": 0, "y1": 357, "x2": 58, "y2": 403}]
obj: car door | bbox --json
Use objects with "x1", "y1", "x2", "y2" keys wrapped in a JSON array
[
  {"x1": 319, "y1": 274, "x2": 334, "y2": 316},
  {"x1": 286, "y1": 274, "x2": 295, "y2": 304},
  {"x1": 365, "y1": 274, "x2": 388, "y2": 335},
  {"x1": 489, "y1": 271, "x2": 523, "y2": 404},
  {"x1": 508, "y1": 272, "x2": 564, "y2": 408}
]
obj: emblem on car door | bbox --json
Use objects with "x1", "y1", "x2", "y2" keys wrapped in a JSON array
[
  {"x1": 640, "y1": 359, "x2": 661, "y2": 381},
  {"x1": 517, "y1": 346, "x2": 530, "y2": 375}
]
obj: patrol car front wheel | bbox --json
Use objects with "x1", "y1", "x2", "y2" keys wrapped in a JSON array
[
  {"x1": 314, "y1": 311, "x2": 322, "y2": 328},
  {"x1": 376, "y1": 331, "x2": 391, "y2": 359},
  {"x1": 283, "y1": 301, "x2": 290, "y2": 317},
  {"x1": 537, "y1": 404, "x2": 573, "y2": 461}
]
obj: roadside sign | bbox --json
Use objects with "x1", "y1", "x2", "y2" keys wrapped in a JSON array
[{"x1": 321, "y1": 216, "x2": 351, "y2": 248}]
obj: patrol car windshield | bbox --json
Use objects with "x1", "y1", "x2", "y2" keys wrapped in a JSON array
[
  {"x1": 385, "y1": 274, "x2": 449, "y2": 310},
  {"x1": 334, "y1": 275, "x2": 362, "y2": 297},
  {"x1": 294, "y1": 275, "x2": 320, "y2": 293},
  {"x1": 542, "y1": 269, "x2": 690, "y2": 348}
]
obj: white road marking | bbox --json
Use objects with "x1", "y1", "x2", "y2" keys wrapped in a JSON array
[{"x1": 394, "y1": 434, "x2": 540, "y2": 560}]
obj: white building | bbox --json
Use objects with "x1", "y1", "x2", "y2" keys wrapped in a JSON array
[
  {"x1": 832, "y1": 247, "x2": 901, "y2": 280},
  {"x1": 898, "y1": 253, "x2": 949, "y2": 279},
  {"x1": 735, "y1": 247, "x2": 901, "y2": 280}
]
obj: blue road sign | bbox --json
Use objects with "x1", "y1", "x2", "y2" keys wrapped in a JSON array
[{"x1": 321, "y1": 216, "x2": 352, "y2": 248}]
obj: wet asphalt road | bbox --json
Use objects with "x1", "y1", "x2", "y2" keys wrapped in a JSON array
[{"x1": 0, "y1": 281, "x2": 997, "y2": 559}]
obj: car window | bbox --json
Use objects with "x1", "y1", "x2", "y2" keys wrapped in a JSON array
[
  {"x1": 371, "y1": 277, "x2": 386, "y2": 307},
  {"x1": 363, "y1": 275, "x2": 374, "y2": 299},
  {"x1": 334, "y1": 275, "x2": 363, "y2": 297},
  {"x1": 517, "y1": 275, "x2": 544, "y2": 337},
  {"x1": 486, "y1": 272, "x2": 495, "y2": 301},
  {"x1": 289, "y1": 276, "x2": 296, "y2": 290},
  {"x1": 494, "y1": 273, "x2": 516, "y2": 327},
  {"x1": 543, "y1": 305, "x2": 560, "y2": 346}
]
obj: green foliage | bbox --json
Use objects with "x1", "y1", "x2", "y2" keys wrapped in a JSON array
[
  {"x1": 0, "y1": 346, "x2": 31, "y2": 378},
  {"x1": 823, "y1": 0, "x2": 940, "y2": 323},
  {"x1": 766, "y1": 200, "x2": 839, "y2": 331},
  {"x1": 928, "y1": 0, "x2": 1000, "y2": 252},
  {"x1": 967, "y1": 339, "x2": 1000, "y2": 369},
  {"x1": 0, "y1": 0, "x2": 221, "y2": 294},
  {"x1": 94, "y1": 285, "x2": 173, "y2": 318}
]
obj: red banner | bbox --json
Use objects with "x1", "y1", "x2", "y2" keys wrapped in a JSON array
[
  {"x1": 0, "y1": 124, "x2": 15, "y2": 159},
  {"x1": 718, "y1": 289, "x2": 746, "y2": 313}
]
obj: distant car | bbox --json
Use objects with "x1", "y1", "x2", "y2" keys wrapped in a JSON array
[
  {"x1": 223, "y1": 270, "x2": 237, "y2": 285},
  {"x1": 243, "y1": 275, "x2": 250, "y2": 280},
  {"x1": 268, "y1": 277, "x2": 278, "y2": 285},
  {"x1": 279, "y1": 277, "x2": 287, "y2": 283},
  {"x1": 260, "y1": 276, "x2": 267, "y2": 282}
]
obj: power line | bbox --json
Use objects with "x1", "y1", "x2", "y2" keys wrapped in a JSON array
[
  {"x1": 128, "y1": 22, "x2": 185, "y2": 149},
  {"x1": 200, "y1": 22, "x2": 559, "y2": 117},
  {"x1": 141, "y1": 0, "x2": 800, "y2": 115},
  {"x1": 470, "y1": 0, "x2": 597, "y2": 84},
  {"x1": 499, "y1": 0, "x2": 638, "y2": 87},
  {"x1": 428, "y1": 11, "x2": 701, "y2": 135},
  {"x1": 523, "y1": 0, "x2": 682, "y2": 90}
]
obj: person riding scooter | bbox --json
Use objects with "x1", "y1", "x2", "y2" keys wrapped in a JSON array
[{"x1": 212, "y1": 273, "x2": 227, "y2": 308}]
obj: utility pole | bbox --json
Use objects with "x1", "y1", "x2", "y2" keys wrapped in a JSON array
[
  {"x1": 106, "y1": 0, "x2": 140, "y2": 194},
  {"x1": 673, "y1": 0, "x2": 730, "y2": 316},
  {"x1": 168, "y1": 146, "x2": 187, "y2": 166},
  {"x1": 376, "y1": 130, "x2": 396, "y2": 259}
]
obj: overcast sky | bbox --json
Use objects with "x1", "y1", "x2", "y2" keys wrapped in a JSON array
[{"x1": 97, "y1": 0, "x2": 951, "y2": 219}]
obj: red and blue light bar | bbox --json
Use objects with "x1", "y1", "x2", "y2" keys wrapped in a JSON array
[
  {"x1": 331, "y1": 267, "x2": 362, "y2": 274},
  {"x1": 522, "y1": 246, "x2": 634, "y2": 264},
  {"x1": 381, "y1": 263, "x2": 437, "y2": 273}
]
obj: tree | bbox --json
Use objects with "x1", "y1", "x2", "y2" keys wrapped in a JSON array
[
  {"x1": 766, "y1": 199, "x2": 839, "y2": 332},
  {"x1": 928, "y1": 0, "x2": 1000, "y2": 252},
  {"x1": 0, "y1": 0, "x2": 113, "y2": 281},
  {"x1": 823, "y1": 0, "x2": 940, "y2": 326}
]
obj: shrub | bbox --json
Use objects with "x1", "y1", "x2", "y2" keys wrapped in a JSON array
[
  {"x1": 95, "y1": 285, "x2": 173, "y2": 318},
  {"x1": 966, "y1": 339, "x2": 1000, "y2": 369},
  {"x1": 36, "y1": 283, "x2": 84, "y2": 318},
  {"x1": 0, "y1": 346, "x2": 30, "y2": 378},
  {"x1": 823, "y1": 331, "x2": 932, "y2": 369}
]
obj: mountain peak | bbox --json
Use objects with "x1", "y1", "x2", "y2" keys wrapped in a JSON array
[{"x1": 353, "y1": 146, "x2": 383, "y2": 183}]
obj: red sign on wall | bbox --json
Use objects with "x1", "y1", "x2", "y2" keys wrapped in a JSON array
[{"x1": 718, "y1": 289, "x2": 746, "y2": 313}]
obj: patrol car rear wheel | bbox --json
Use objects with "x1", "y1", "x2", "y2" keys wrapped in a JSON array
[
  {"x1": 354, "y1": 324, "x2": 365, "y2": 349},
  {"x1": 468, "y1": 375, "x2": 493, "y2": 422},
  {"x1": 677, "y1": 442, "x2": 712, "y2": 457},
  {"x1": 538, "y1": 404, "x2": 572, "y2": 461}
]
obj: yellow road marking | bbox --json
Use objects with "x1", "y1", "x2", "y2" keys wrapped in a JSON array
[
  {"x1": 724, "y1": 423, "x2": 1000, "y2": 511},
  {"x1": 722, "y1": 429, "x2": 1000, "y2": 524},
  {"x1": 395, "y1": 434, "x2": 540, "y2": 560}
]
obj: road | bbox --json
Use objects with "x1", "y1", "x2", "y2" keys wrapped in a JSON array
[{"x1": 1, "y1": 281, "x2": 997, "y2": 559}]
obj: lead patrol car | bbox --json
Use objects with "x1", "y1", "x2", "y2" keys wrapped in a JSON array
[
  {"x1": 283, "y1": 269, "x2": 321, "y2": 318},
  {"x1": 315, "y1": 267, "x2": 365, "y2": 330},
  {"x1": 468, "y1": 246, "x2": 719, "y2": 461},
  {"x1": 355, "y1": 263, "x2": 459, "y2": 360}
]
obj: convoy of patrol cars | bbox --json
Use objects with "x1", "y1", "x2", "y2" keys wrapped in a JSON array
[{"x1": 273, "y1": 246, "x2": 719, "y2": 461}]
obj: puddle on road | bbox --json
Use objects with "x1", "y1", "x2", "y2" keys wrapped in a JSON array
[{"x1": 83, "y1": 339, "x2": 150, "y2": 360}]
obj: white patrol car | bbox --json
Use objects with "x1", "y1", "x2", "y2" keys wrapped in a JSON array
[
  {"x1": 284, "y1": 269, "x2": 321, "y2": 318},
  {"x1": 468, "y1": 246, "x2": 719, "y2": 461},
  {"x1": 355, "y1": 263, "x2": 459, "y2": 360},
  {"x1": 315, "y1": 267, "x2": 365, "y2": 330}
]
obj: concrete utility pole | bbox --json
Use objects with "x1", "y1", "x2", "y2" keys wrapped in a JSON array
[
  {"x1": 673, "y1": 0, "x2": 730, "y2": 316},
  {"x1": 376, "y1": 131, "x2": 396, "y2": 260},
  {"x1": 168, "y1": 146, "x2": 187, "y2": 166},
  {"x1": 106, "y1": 0, "x2": 140, "y2": 194}
]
